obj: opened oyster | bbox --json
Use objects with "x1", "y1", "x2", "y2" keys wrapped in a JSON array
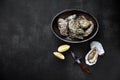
[
  {"x1": 85, "y1": 48, "x2": 98, "y2": 66},
  {"x1": 85, "y1": 41, "x2": 105, "y2": 66},
  {"x1": 58, "y1": 14, "x2": 94, "y2": 40}
]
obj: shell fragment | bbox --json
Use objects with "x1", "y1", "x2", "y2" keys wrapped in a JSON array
[{"x1": 90, "y1": 41, "x2": 105, "y2": 55}]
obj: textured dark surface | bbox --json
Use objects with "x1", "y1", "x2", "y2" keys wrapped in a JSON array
[{"x1": 0, "y1": 0, "x2": 119, "y2": 80}]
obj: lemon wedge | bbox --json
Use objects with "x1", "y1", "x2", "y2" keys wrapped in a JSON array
[
  {"x1": 53, "y1": 52, "x2": 65, "y2": 60},
  {"x1": 58, "y1": 44, "x2": 70, "y2": 52}
]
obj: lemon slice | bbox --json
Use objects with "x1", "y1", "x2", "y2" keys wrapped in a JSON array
[
  {"x1": 58, "y1": 44, "x2": 70, "y2": 52},
  {"x1": 53, "y1": 52, "x2": 65, "y2": 60}
]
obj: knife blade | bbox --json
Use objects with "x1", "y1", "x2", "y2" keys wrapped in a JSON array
[{"x1": 71, "y1": 51, "x2": 90, "y2": 74}]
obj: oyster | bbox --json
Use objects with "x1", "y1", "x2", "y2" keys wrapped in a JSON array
[
  {"x1": 85, "y1": 48, "x2": 98, "y2": 66},
  {"x1": 58, "y1": 14, "x2": 94, "y2": 40},
  {"x1": 68, "y1": 20, "x2": 78, "y2": 33},
  {"x1": 85, "y1": 41, "x2": 105, "y2": 66},
  {"x1": 68, "y1": 20, "x2": 84, "y2": 33},
  {"x1": 69, "y1": 32, "x2": 84, "y2": 39},
  {"x1": 68, "y1": 16, "x2": 85, "y2": 39},
  {"x1": 90, "y1": 41, "x2": 105, "y2": 55},
  {"x1": 78, "y1": 16, "x2": 91, "y2": 29},
  {"x1": 58, "y1": 18, "x2": 68, "y2": 36},
  {"x1": 66, "y1": 14, "x2": 76, "y2": 21},
  {"x1": 83, "y1": 21, "x2": 94, "y2": 37}
]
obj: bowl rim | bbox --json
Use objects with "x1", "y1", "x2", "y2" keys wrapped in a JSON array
[{"x1": 51, "y1": 9, "x2": 99, "y2": 43}]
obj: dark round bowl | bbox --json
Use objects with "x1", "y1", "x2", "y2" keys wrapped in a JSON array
[{"x1": 51, "y1": 9, "x2": 99, "y2": 43}]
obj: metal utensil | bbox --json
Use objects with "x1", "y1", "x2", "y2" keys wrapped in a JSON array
[{"x1": 71, "y1": 51, "x2": 90, "y2": 74}]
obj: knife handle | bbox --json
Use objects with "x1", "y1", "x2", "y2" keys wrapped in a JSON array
[{"x1": 79, "y1": 63, "x2": 90, "y2": 74}]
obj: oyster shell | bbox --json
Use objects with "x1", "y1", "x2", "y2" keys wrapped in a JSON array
[
  {"x1": 69, "y1": 32, "x2": 84, "y2": 39},
  {"x1": 85, "y1": 41, "x2": 105, "y2": 66},
  {"x1": 58, "y1": 14, "x2": 94, "y2": 40},
  {"x1": 68, "y1": 20, "x2": 78, "y2": 34},
  {"x1": 90, "y1": 41, "x2": 105, "y2": 55},
  {"x1": 68, "y1": 16, "x2": 85, "y2": 39},
  {"x1": 83, "y1": 21, "x2": 94, "y2": 37},
  {"x1": 66, "y1": 14, "x2": 76, "y2": 21},
  {"x1": 78, "y1": 16, "x2": 91, "y2": 29},
  {"x1": 68, "y1": 21, "x2": 84, "y2": 33},
  {"x1": 58, "y1": 18, "x2": 68, "y2": 36},
  {"x1": 85, "y1": 48, "x2": 98, "y2": 66}
]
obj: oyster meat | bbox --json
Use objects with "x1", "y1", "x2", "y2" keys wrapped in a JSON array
[{"x1": 85, "y1": 48, "x2": 98, "y2": 66}]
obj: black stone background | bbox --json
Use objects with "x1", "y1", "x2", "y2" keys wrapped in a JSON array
[{"x1": 0, "y1": 0, "x2": 120, "y2": 80}]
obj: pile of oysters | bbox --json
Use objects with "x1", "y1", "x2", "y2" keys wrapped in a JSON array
[{"x1": 58, "y1": 14, "x2": 94, "y2": 40}]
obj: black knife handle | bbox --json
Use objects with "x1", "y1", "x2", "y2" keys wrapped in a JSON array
[{"x1": 79, "y1": 63, "x2": 90, "y2": 74}]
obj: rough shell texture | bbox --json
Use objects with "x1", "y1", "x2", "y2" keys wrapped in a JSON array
[
  {"x1": 58, "y1": 18, "x2": 68, "y2": 36},
  {"x1": 58, "y1": 14, "x2": 95, "y2": 40},
  {"x1": 79, "y1": 16, "x2": 91, "y2": 28},
  {"x1": 90, "y1": 41, "x2": 105, "y2": 55},
  {"x1": 83, "y1": 21, "x2": 94, "y2": 37},
  {"x1": 66, "y1": 14, "x2": 76, "y2": 21}
]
